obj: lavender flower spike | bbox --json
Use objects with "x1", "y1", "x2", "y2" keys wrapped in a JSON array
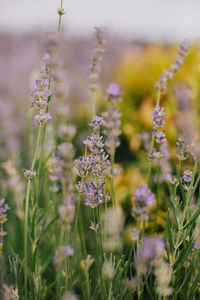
[{"x1": 132, "y1": 185, "x2": 155, "y2": 220}]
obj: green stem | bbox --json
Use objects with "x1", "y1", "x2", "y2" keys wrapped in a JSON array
[
  {"x1": 154, "y1": 159, "x2": 160, "y2": 233},
  {"x1": 24, "y1": 125, "x2": 42, "y2": 300},
  {"x1": 57, "y1": 0, "x2": 64, "y2": 34},
  {"x1": 110, "y1": 153, "x2": 116, "y2": 206}
]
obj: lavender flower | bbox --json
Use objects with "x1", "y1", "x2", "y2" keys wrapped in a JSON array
[
  {"x1": 176, "y1": 136, "x2": 188, "y2": 161},
  {"x1": 102, "y1": 106, "x2": 122, "y2": 154},
  {"x1": 88, "y1": 28, "x2": 105, "y2": 92},
  {"x1": 152, "y1": 106, "x2": 166, "y2": 129},
  {"x1": 132, "y1": 185, "x2": 155, "y2": 220},
  {"x1": 182, "y1": 166, "x2": 192, "y2": 184},
  {"x1": 135, "y1": 237, "x2": 164, "y2": 275},
  {"x1": 53, "y1": 245, "x2": 74, "y2": 265},
  {"x1": 84, "y1": 179, "x2": 110, "y2": 208},
  {"x1": 34, "y1": 113, "x2": 52, "y2": 126},
  {"x1": 155, "y1": 39, "x2": 190, "y2": 92},
  {"x1": 106, "y1": 83, "x2": 123, "y2": 104},
  {"x1": 0, "y1": 198, "x2": 9, "y2": 251},
  {"x1": 31, "y1": 53, "x2": 52, "y2": 125},
  {"x1": 23, "y1": 169, "x2": 36, "y2": 180}
]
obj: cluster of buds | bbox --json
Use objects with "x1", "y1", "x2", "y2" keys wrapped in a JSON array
[
  {"x1": 23, "y1": 169, "x2": 36, "y2": 180},
  {"x1": 155, "y1": 39, "x2": 190, "y2": 92},
  {"x1": 88, "y1": 27, "x2": 105, "y2": 93},
  {"x1": 47, "y1": 155, "x2": 64, "y2": 192},
  {"x1": 182, "y1": 166, "x2": 193, "y2": 190},
  {"x1": 176, "y1": 135, "x2": 188, "y2": 161},
  {"x1": 0, "y1": 198, "x2": 9, "y2": 252},
  {"x1": 74, "y1": 117, "x2": 111, "y2": 208},
  {"x1": 149, "y1": 105, "x2": 167, "y2": 160},
  {"x1": 131, "y1": 185, "x2": 155, "y2": 220},
  {"x1": 31, "y1": 53, "x2": 52, "y2": 126},
  {"x1": 102, "y1": 83, "x2": 123, "y2": 156}
]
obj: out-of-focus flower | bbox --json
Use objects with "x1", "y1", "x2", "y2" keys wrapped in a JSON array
[
  {"x1": 106, "y1": 83, "x2": 123, "y2": 104},
  {"x1": 176, "y1": 136, "x2": 188, "y2": 161},
  {"x1": 155, "y1": 39, "x2": 190, "y2": 92},
  {"x1": 102, "y1": 256, "x2": 116, "y2": 280},
  {"x1": 103, "y1": 207, "x2": 123, "y2": 252},
  {"x1": 23, "y1": 169, "x2": 36, "y2": 180},
  {"x1": 53, "y1": 245, "x2": 74, "y2": 265},
  {"x1": 154, "y1": 256, "x2": 173, "y2": 297},
  {"x1": 34, "y1": 113, "x2": 52, "y2": 126},
  {"x1": 3, "y1": 284, "x2": 19, "y2": 300},
  {"x1": 0, "y1": 198, "x2": 9, "y2": 252},
  {"x1": 132, "y1": 185, "x2": 155, "y2": 220},
  {"x1": 61, "y1": 292, "x2": 78, "y2": 300},
  {"x1": 88, "y1": 27, "x2": 105, "y2": 92},
  {"x1": 135, "y1": 237, "x2": 164, "y2": 275},
  {"x1": 80, "y1": 255, "x2": 94, "y2": 272}
]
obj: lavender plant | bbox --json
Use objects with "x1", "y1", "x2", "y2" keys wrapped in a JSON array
[{"x1": 2, "y1": 3, "x2": 200, "y2": 300}]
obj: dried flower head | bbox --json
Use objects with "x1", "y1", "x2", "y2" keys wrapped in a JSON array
[{"x1": 80, "y1": 254, "x2": 94, "y2": 272}]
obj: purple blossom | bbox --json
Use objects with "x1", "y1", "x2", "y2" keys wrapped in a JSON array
[
  {"x1": 176, "y1": 136, "x2": 188, "y2": 161},
  {"x1": 152, "y1": 106, "x2": 166, "y2": 129},
  {"x1": 84, "y1": 179, "x2": 110, "y2": 208},
  {"x1": 132, "y1": 185, "x2": 155, "y2": 220},
  {"x1": 53, "y1": 245, "x2": 74, "y2": 265},
  {"x1": 106, "y1": 83, "x2": 124, "y2": 104},
  {"x1": 135, "y1": 237, "x2": 165, "y2": 274}
]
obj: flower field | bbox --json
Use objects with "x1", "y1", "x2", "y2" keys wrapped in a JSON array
[{"x1": 1, "y1": 3, "x2": 200, "y2": 300}]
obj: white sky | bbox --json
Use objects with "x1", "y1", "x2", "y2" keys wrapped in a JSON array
[{"x1": 0, "y1": 0, "x2": 200, "y2": 41}]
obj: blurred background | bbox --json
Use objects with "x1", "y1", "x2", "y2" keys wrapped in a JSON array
[{"x1": 0, "y1": 0, "x2": 200, "y2": 224}]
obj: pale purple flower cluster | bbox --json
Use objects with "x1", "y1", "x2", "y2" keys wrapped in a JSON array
[
  {"x1": 53, "y1": 245, "x2": 74, "y2": 265},
  {"x1": 176, "y1": 136, "x2": 188, "y2": 161},
  {"x1": 150, "y1": 105, "x2": 167, "y2": 159},
  {"x1": 132, "y1": 185, "x2": 155, "y2": 220},
  {"x1": 135, "y1": 237, "x2": 164, "y2": 275},
  {"x1": 106, "y1": 83, "x2": 124, "y2": 104},
  {"x1": 74, "y1": 116, "x2": 110, "y2": 208},
  {"x1": 102, "y1": 82, "x2": 123, "y2": 158},
  {"x1": 0, "y1": 198, "x2": 10, "y2": 251},
  {"x1": 155, "y1": 39, "x2": 190, "y2": 92},
  {"x1": 47, "y1": 155, "x2": 64, "y2": 192},
  {"x1": 88, "y1": 28, "x2": 105, "y2": 92},
  {"x1": 182, "y1": 166, "x2": 192, "y2": 185},
  {"x1": 31, "y1": 53, "x2": 52, "y2": 126}
]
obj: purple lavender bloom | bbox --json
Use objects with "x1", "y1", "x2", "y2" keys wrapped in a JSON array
[
  {"x1": 152, "y1": 129, "x2": 166, "y2": 144},
  {"x1": 53, "y1": 245, "x2": 74, "y2": 265},
  {"x1": 132, "y1": 185, "x2": 155, "y2": 220},
  {"x1": 84, "y1": 179, "x2": 110, "y2": 208},
  {"x1": 133, "y1": 185, "x2": 155, "y2": 206},
  {"x1": 106, "y1": 83, "x2": 124, "y2": 104},
  {"x1": 176, "y1": 136, "x2": 188, "y2": 161},
  {"x1": 88, "y1": 116, "x2": 104, "y2": 133},
  {"x1": 135, "y1": 237, "x2": 165, "y2": 275},
  {"x1": 194, "y1": 242, "x2": 200, "y2": 250},
  {"x1": 182, "y1": 166, "x2": 192, "y2": 183},
  {"x1": 34, "y1": 113, "x2": 52, "y2": 126},
  {"x1": 152, "y1": 106, "x2": 167, "y2": 129}
]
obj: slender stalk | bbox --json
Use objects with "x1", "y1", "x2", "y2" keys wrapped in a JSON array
[
  {"x1": 92, "y1": 91, "x2": 97, "y2": 120},
  {"x1": 24, "y1": 125, "x2": 42, "y2": 300},
  {"x1": 110, "y1": 153, "x2": 116, "y2": 206},
  {"x1": 154, "y1": 158, "x2": 160, "y2": 233},
  {"x1": 57, "y1": 0, "x2": 64, "y2": 34}
]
